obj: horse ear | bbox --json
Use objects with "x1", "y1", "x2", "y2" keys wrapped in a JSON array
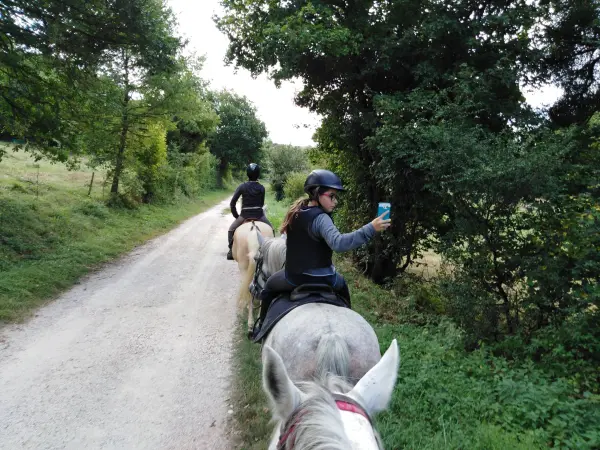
[
  {"x1": 262, "y1": 345, "x2": 303, "y2": 420},
  {"x1": 348, "y1": 339, "x2": 399, "y2": 416}
]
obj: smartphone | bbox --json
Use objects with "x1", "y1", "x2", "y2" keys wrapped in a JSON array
[{"x1": 377, "y1": 202, "x2": 391, "y2": 220}]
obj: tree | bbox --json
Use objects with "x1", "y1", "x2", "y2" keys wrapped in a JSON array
[
  {"x1": 207, "y1": 90, "x2": 268, "y2": 186},
  {"x1": 0, "y1": 0, "x2": 180, "y2": 161},
  {"x1": 532, "y1": 0, "x2": 600, "y2": 128},
  {"x1": 216, "y1": 0, "x2": 541, "y2": 281},
  {"x1": 263, "y1": 140, "x2": 309, "y2": 200}
]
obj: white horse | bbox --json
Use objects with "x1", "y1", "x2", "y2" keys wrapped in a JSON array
[
  {"x1": 262, "y1": 339, "x2": 400, "y2": 450},
  {"x1": 252, "y1": 234, "x2": 383, "y2": 384},
  {"x1": 233, "y1": 220, "x2": 274, "y2": 329}
]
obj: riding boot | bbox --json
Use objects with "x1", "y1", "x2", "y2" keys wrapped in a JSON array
[{"x1": 227, "y1": 230, "x2": 234, "y2": 260}]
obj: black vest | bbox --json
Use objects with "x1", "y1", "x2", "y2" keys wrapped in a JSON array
[
  {"x1": 240, "y1": 181, "x2": 265, "y2": 218},
  {"x1": 286, "y1": 206, "x2": 333, "y2": 275}
]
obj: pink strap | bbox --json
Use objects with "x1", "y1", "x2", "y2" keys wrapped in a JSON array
[{"x1": 335, "y1": 400, "x2": 370, "y2": 421}]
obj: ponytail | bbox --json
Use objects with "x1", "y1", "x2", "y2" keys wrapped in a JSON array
[{"x1": 280, "y1": 196, "x2": 310, "y2": 234}]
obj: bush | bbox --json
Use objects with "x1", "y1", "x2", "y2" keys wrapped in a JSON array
[
  {"x1": 283, "y1": 171, "x2": 306, "y2": 203},
  {"x1": 264, "y1": 141, "x2": 309, "y2": 200},
  {"x1": 150, "y1": 144, "x2": 218, "y2": 203},
  {"x1": 109, "y1": 168, "x2": 144, "y2": 208}
]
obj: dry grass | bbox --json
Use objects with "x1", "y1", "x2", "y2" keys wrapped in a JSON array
[{"x1": 406, "y1": 250, "x2": 448, "y2": 280}]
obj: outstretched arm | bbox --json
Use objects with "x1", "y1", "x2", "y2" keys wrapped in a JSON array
[{"x1": 311, "y1": 214, "x2": 375, "y2": 252}]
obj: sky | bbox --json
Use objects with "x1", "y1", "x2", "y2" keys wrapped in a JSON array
[{"x1": 167, "y1": 0, "x2": 562, "y2": 148}]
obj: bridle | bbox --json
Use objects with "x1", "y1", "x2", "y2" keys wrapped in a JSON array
[{"x1": 276, "y1": 393, "x2": 373, "y2": 450}]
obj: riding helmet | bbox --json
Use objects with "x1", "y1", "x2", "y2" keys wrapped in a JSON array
[
  {"x1": 303, "y1": 169, "x2": 345, "y2": 193},
  {"x1": 247, "y1": 163, "x2": 260, "y2": 181}
]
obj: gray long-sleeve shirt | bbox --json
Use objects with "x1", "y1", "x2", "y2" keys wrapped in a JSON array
[{"x1": 300, "y1": 213, "x2": 375, "y2": 276}]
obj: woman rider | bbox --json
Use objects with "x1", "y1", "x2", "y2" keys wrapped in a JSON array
[
  {"x1": 227, "y1": 163, "x2": 273, "y2": 260},
  {"x1": 255, "y1": 169, "x2": 391, "y2": 328}
]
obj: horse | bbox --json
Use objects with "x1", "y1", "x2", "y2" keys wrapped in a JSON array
[
  {"x1": 261, "y1": 339, "x2": 400, "y2": 450},
  {"x1": 233, "y1": 220, "x2": 275, "y2": 329},
  {"x1": 251, "y1": 234, "x2": 383, "y2": 385}
]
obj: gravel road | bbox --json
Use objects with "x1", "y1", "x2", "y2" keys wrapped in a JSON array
[{"x1": 0, "y1": 199, "x2": 241, "y2": 450}]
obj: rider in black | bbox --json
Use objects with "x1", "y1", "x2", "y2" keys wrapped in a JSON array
[
  {"x1": 227, "y1": 163, "x2": 273, "y2": 260},
  {"x1": 255, "y1": 169, "x2": 391, "y2": 326}
]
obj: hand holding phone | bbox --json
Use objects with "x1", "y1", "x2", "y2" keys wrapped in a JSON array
[
  {"x1": 372, "y1": 202, "x2": 391, "y2": 232},
  {"x1": 377, "y1": 202, "x2": 391, "y2": 220}
]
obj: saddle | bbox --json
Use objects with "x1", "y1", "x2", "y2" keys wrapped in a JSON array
[{"x1": 250, "y1": 284, "x2": 350, "y2": 343}]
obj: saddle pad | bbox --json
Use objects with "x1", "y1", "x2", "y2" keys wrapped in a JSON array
[{"x1": 252, "y1": 293, "x2": 349, "y2": 343}]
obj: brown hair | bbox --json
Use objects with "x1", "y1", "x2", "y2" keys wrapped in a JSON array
[{"x1": 280, "y1": 196, "x2": 310, "y2": 234}]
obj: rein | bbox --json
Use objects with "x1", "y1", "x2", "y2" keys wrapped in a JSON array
[
  {"x1": 276, "y1": 394, "x2": 373, "y2": 449},
  {"x1": 250, "y1": 234, "x2": 285, "y2": 299}
]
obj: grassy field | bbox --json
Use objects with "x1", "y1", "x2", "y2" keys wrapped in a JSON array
[
  {"x1": 230, "y1": 194, "x2": 599, "y2": 449},
  {"x1": 0, "y1": 147, "x2": 231, "y2": 322}
]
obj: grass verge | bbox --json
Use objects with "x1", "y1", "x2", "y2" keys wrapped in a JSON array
[
  {"x1": 0, "y1": 149, "x2": 231, "y2": 322},
  {"x1": 230, "y1": 319, "x2": 273, "y2": 449},
  {"x1": 230, "y1": 192, "x2": 599, "y2": 449}
]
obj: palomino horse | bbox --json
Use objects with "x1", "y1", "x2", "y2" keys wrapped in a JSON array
[
  {"x1": 252, "y1": 234, "x2": 383, "y2": 384},
  {"x1": 262, "y1": 339, "x2": 400, "y2": 450},
  {"x1": 233, "y1": 220, "x2": 274, "y2": 329}
]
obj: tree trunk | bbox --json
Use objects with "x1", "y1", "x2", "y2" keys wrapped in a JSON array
[
  {"x1": 87, "y1": 172, "x2": 95, "y2": 196},
  {"x1": 110, "y1": 51, "x2": 131, "y2": 197}
]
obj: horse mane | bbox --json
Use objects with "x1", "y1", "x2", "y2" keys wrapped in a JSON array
[
  {"x1": 260, "y1": 235, "x2": 287, "y2": 277},
  {"x1": 278, "y1": 376, "x2": 382, "y2": 450},
  {"x1": 281, "y1": 377, "x2": 352, "y2": 450}
]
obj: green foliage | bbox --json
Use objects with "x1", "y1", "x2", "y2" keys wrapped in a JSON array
[
  {"x1": 375, "y1": 322, "x2": 599, "y2": 450},
  {"x1": 0, "y1": 0, "x2": 224, "y2": 208},
  {"x1": 533, "y1": 1, "x2": 600, "y2": 127},
  {"x1": 263, "y1": 189, "x2": 289, "y2": 235},
  {"x1": 166, "y1": 151, "x2": 219, "y2": 201},
  {"x1": 130, "y1": 122, "x2": 169, "y2": 203},
  {"x1": 282, "y1": 171, "x2": 306, "y2": 203},
  {"x1": 263, "y1": 140, "x2": 309, "y2": 200},
  {"x1": 217, "y1": 0, "x2": 543, "y2": 282},
  {"x1": 207, "y1": 90, "x2": 268, "y2": 184},
  {"x1": 0, "y1": 0, "x2": 183, "y2": 161}
]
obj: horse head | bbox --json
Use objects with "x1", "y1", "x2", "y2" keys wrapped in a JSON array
[{"x1": 262, "y1": 339, "x2": 400, "y2": 450}]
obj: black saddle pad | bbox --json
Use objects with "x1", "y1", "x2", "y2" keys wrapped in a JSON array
[{"x1": 252, "y1": 288, "x2": 349, "y2": 343}]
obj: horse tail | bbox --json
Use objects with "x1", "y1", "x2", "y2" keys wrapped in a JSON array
[
  {"x1": 237, "y1": 222, "x2": 260, "y2": 309},
  {"x1": 315, "y1": 333, "x2": 350, "y2": 382}
]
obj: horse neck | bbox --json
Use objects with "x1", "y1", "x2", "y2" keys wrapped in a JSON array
[{"x1": 262, "y1": 237, "x2": 287, "y2": 276}]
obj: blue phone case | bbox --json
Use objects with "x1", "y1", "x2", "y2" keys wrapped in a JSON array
[{"x1": 377, "y1": 202, "x2": 391, "y2": 220}]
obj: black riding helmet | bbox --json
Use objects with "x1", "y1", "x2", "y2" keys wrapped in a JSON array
[
  {"x1": 304, "y1": 169, "x2": 345, "y2": 196},
  {"x1": 247, "y1": 163, "x2": 260, "y2": 181}
]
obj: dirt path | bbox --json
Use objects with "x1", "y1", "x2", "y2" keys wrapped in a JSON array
[{"x1": 0, "y1": 199, "x2": 241, "y2": 450}]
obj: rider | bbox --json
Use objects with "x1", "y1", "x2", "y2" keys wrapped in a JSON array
[
  {"x1": 227, "y1": 163, "x2": 273, "y2": 260},
  {"x1": 255, "y1": 169, "x2": 391, "y2": 326}
]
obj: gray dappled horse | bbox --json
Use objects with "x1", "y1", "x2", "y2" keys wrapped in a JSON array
[
  {"x1": 261, "y1": 339, "x2": 400, "y2": 449},
  {"x1": 252, "y1": 234, "x2": 383, "y2": 384}
]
